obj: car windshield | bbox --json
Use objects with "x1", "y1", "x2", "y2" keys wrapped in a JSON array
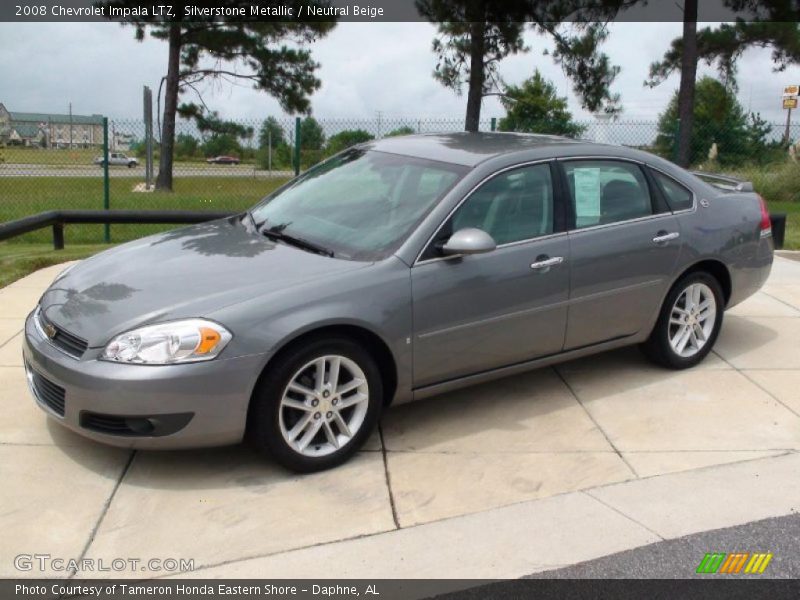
[{"x1": 249, "y1": 149, "x2": 467, "y2": 261}]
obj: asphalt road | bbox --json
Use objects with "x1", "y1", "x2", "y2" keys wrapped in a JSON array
[
  {"x1": 530, "y1": 513, "x2": 800, "y2": 579},
  {"x1": 432, "y1": 514, "x2": 800, "y2": 599},
  {"x1": 0, "y1": 163, "x2": 292, "y2": 178}
]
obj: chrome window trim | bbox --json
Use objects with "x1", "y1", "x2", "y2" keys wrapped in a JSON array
[
  {"x1": 413, "y1": 159, "x2": 556, "y2": 266},
  {"x1": 566, "y1": 211, "x2": 676, "y2": 236},
  {"x1": 416, "y1": 231, "x2": 569, "y2": 266}
]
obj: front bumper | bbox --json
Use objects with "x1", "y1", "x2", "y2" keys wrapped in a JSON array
[{"x1": 22, "y1": 311, "x2": 268, "y2": 449}]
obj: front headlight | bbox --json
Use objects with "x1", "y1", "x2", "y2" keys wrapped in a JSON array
[{"x1": 101, "y1": 319, "x2": 232, "y2": 365}]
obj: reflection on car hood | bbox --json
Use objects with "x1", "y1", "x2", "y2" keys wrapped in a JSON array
[{"x1": 39, "y1": 218, "x2": 367, "y2": 347}]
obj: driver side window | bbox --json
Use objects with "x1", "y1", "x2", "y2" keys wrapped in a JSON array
[{"x1": 444, "y1": 163, "x2": 554, "y2": 251}]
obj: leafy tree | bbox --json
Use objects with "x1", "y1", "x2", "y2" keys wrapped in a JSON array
[
  {"x1": 655, "y1": 76, "x2": 773, "y2": 167},
  {"x1": 416, "y1": 0, "x2": 626, "y2": 132},
  {"x1": 174, "y1": 133, "x2": 200, "y2": 159},
  {"x1": 202, "y1": 133, "x2": 242, "y2": 158},
  {"x1": 386, "y1": 126, "x2": 417, "y2": 137},
  {"x1": 96, "y1": 1, "x2": 335, "y2": 190},
  {"x1": 497, "y1": 70, "x2": 585, "y2": 137},
  {"x1": 326, "y1": 129, "x2": 374, "y2": 155},
  {"x1": 299, "y1": 116, "x2": 325, "y2": 150},
  {"x1": 647, "y1": 3, "x2": 800, "y2": 165},
  {"x1": 258, "y1": 117, "x2": 287, "y2": 149}
]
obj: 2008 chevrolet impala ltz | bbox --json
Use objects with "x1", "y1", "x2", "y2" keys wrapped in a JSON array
[{"x1": 23, "y1": 133, "x2": 774, "y2": 471}]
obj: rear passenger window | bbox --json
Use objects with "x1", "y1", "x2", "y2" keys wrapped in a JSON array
[
  {"x1": 563, "y1": 161, "x2": 653, "y2": 229},
  {"x1": 652, "y1": 171, "x2": 693, "y2": 211}
]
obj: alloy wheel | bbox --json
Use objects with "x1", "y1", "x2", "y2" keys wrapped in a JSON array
[
  {"x1": 668, "y1": 282, "x2": 717, "y2": 358},
  {"x1": 278, "y1": 355, "x2": 369, "y2": 457}
]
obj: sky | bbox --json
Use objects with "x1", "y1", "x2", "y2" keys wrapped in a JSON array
[{"x1": 1, "y1": 21, "x2": 799, "y2": 125}]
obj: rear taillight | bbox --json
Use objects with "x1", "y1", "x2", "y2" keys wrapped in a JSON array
[{"x1": 758, "y1": 194, "x2": 772, "y2": 237}]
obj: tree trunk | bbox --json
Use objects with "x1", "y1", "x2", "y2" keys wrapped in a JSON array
[
  {"x1": 464, "y1": 21, "x2": 486, "y2": 132},
  {"x1": 676, "y1": 0, "x2": 698, "y2": 168},
  {"x1": 156, "y1": 24, "x2": 181, "y2": 191}
]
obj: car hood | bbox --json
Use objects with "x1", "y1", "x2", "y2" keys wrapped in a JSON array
[{"x1": 39, "y1": 218, "x2": 368, "y2": 347}]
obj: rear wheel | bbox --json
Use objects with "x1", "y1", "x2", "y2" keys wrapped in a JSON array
[
  {"x1": 641, "y1": 272, "x2": 724, "y2": 369},
  {"x1": 248, "y1": 337, "x2": 383, "y2": 472}
]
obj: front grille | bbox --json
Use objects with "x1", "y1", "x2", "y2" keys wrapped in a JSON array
[
  {"x1": 29, "y1": 369, "x2": 66, "y2": 416},
  {"x1": 38, "y1": 310, "x2": 88, "y2": 358}
]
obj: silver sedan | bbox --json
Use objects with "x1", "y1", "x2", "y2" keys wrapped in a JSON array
[{"x1": 24, "y1": 133, "x2": 774, "y2": 471}]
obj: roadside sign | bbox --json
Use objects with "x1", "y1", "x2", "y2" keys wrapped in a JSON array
[
  {"x1": 784, "y1": 85, "x2": 799, "y2": 96},
  {"x1": 783, "y1": 97, "x2": 798, "y2": 110}
]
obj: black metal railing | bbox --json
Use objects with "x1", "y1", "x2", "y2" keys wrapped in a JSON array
[{"x1": 0, "y1": 210, "x2": 235, "y2": 250}]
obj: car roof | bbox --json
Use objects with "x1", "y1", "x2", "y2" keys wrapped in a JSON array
[{"x1": 366, "y1": 132, "x2": 590, "y2": 167}]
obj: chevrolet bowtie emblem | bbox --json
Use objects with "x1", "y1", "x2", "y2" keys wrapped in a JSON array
[{"x1": 43, "y1": 323, "x2": 57, "y2": 339}]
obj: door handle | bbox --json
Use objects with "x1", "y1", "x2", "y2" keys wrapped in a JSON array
[
  {"x1": 652, "y1": 232, "x2": 680, "y2": 244},
  {"x1": 530, "y1": 256, "x2": 564, "y2": 271}
]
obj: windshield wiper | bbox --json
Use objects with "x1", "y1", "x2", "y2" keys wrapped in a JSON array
[
  {"x1": 242, "y1": 210, "x2": 258, "y2": 232},
  {"x1": 260, "y1": 225, "x2": 334, "y2": 258}
]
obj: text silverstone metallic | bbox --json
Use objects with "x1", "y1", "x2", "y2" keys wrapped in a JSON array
[{"x1": 183, "y1": 5, "x2": 294, "y2": 17}]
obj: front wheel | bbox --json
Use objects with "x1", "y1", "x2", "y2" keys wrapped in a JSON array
[
  {"x1": 248, "y1": 337, "x2": 383, "y2": 472},
  {"x1": 641, "y1": 272, "x2": 724, "y2": 369}
]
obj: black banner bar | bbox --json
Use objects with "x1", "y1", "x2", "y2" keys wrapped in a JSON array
[
  {"x1": 2, "y1": 0, "x2": 799, "y2": 23},
  {"x1": 4, "y1": 579, "x2": 800, "y2": 600}
]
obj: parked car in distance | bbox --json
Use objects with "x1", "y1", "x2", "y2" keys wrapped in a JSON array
[
  {"x1": 94, "y1": 152, "x2": 138, "y2": 168},
  {"x1": 25, "y1": 133, "x2": 773, "y2": 473},
  {"x1": 206, "y1": 155, "x2": 240, "y2": 165}
]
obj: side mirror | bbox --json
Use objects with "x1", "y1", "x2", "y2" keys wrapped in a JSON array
[{"x1": 441, "y1": 228, "x2": 497, "y2": 256}]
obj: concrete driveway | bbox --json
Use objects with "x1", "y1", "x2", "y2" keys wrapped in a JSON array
[{"x1": 1, "y1": 257, "x2": 799, "y2": 579}]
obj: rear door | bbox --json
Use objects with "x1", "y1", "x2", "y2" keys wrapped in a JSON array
[
  {"x1": 411, "y1": 162, "x2": 570, "y2": 387},
  {"x1": 559, "y1": 159, "x2": 682, "y2": 349}
]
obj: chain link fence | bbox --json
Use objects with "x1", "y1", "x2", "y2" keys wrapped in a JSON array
[{"x1": 1, "y1": 115, "x2": 798, "y2": 245}]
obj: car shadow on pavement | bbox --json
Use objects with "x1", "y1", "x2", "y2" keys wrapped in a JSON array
[{"x1": 45, "y1": 316, "x2": 781, "y2": 488}]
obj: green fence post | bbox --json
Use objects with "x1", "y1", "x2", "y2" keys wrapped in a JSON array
[
  {"x1": 490, "y1": 117, "x2": 496, "y2": 132},
  {"x1": 673, "y1": 118, "x2": 681, "y2": 164},
  {"x1": 294, "y1": 116, "x2": 301, "y2": 177},
  {"x1": 102, "y1": 117, "x2": 110, "y2": 243}
]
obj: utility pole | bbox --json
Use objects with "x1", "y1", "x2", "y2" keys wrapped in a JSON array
[
  {"x1": 268, "y1": 128, "x2": 272, "y2": 173},
  {"x1": 785, "y1": 107, "x2": 793, "y2": 145},
  {"x1": 782, "y1": 85, "x2": 799, "y2": 145},
  {"x1": 143, "y1": 86, "x2": 154, "y2": 189}
]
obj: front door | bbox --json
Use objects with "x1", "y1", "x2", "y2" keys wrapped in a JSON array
[{"x1": 411, "y1": 162, "x2": 570, "y2": 388}]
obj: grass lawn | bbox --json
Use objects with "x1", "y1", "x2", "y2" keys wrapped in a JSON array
[
  {"x1": 0, "y1": 242, "x2": 114, "y2": 289},
  {"x1": 0, "y1": 147, "x2": 257, "y2": 166},
  {"x1": 0, "y1": 147, "x2": 98, "y2": 166},
  {"x1": 767, "y1": 201, "x2": 800, "y2": 250},
  {"x1": 0, "y1": 175, "x2": 289, "y2": 244}
]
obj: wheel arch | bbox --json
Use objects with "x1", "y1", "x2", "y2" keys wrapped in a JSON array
[
  {"x1": 250, "y1": 323, "x2": 399, "y2": 411},
  {"x1": 678, "y1": 258, "x2": 732, "y2": 306},
  {"x1": 643, "y1": 257, "x2": 732, "y2": 342}
]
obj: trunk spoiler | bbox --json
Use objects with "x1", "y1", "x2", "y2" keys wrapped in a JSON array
[{"x1": 690, "y1": 171, "x2": 754, "y2": 192}]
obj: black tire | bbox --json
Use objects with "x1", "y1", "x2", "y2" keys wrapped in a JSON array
[
  {"x1": 248, "y1": 336, "x2": 383, "y2": 473},
  {"x1": 641, "y1": 271, "x2": 725, "y2": 369}
]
